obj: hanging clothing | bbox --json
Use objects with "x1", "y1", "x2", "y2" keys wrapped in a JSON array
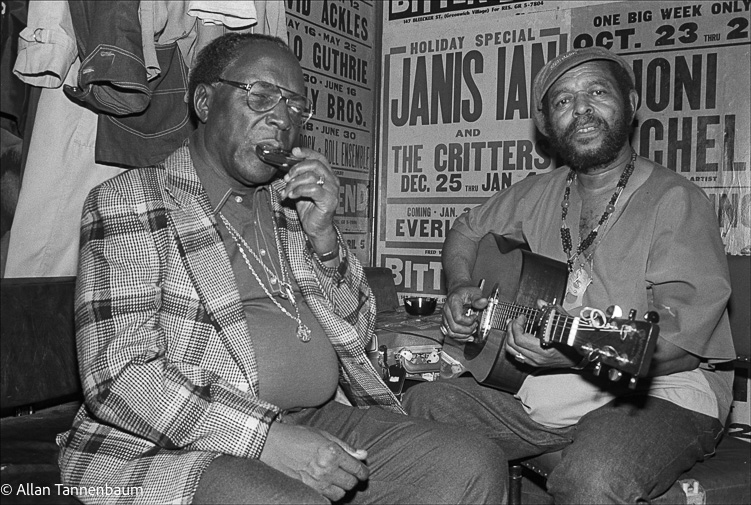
[
  {"x1": 64, "y1": 0, "x2": 194, "y2": 168},
  {"x1": 187, "y1": 1, "x2": 258, "y2": 29},
  {"x1": 4, "y1": 56, "x2": 127, "y2": 277},
  {"x1": 0, "y1": 0, "x2": 31, "y2": 137},
  {"x1": 12, "y1": 0, "x2": 77, "y2": 88},
  {"x1": 6, "y1": 1, "x2": 126, "y2": 278},
  {"x1": 6, "y1": 0, "x2": 287, "y2": 277},
  {"x1": 140, "y1": 0, "x2": 287, "y2": 79}
]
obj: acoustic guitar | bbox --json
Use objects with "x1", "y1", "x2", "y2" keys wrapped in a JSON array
[{"x1": 443, "y1": 233, "x2": 660, "y2": 393}]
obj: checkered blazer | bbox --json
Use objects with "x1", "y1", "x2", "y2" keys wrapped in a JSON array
[{"x1": 57, "y1": 145, "x2": 404, "y2": 504}]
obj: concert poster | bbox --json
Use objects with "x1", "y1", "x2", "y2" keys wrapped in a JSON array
[
  {"x1": 286, "y1": 0, "x2": 376, "y2": 264},
  {"x1": 376, "y1": 0, "x2": 751, "y2": 300}
]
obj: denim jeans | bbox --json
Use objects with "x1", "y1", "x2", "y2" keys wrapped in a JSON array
[
  {"x1": 64, "y1": 1, "x2": 193, "y2": 168},
  {"x1": 194, "y1": 399, "x2": 508, "y2": 504},
  {"x1": 403, "y1": 377, "x2": 723, "y2": 504}
]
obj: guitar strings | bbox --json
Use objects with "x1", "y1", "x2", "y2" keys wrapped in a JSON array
[
  {"x1": 476, "y1": 303, "x2": 646, "y2": 374},
  {"x1": 487, "y1": 300, "x2": 633, "y2": 338},
  {"x1": 489, "y1": 301, "x2": 614, "y2": 342}
]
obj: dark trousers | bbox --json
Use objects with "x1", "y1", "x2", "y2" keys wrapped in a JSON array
[
  {"x1": 403, "y1": 377, "x2": 723, "y2": 504},
  {"x1": 194, "y1": 399, "x2": 508, "y2": 504}
]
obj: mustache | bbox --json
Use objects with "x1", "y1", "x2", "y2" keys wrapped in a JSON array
[{"x1": 564, "y1": 113, "x2": 608, "y2": 138}]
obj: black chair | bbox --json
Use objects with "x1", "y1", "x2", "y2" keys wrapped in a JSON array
[
  {"x1": 1, "y1": 277, "x2": 82, "y2": 504},
  {"x1": 363, "y1": 266, "x2": 400, "y2": 313}
]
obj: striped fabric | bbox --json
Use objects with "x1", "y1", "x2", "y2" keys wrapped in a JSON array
[{"x1": 56, "y1": 145, "x2": 403, "y2": 504}]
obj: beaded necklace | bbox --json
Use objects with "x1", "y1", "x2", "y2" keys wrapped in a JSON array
[
  {"x1": 218, "y1": 212, "x2": 312, "y2": 342},
  {"x1": 560, "y1": 149, "x2": 636, "y2": 273}
]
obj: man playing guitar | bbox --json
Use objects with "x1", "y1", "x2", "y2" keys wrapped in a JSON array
[{"x1": 403, "y1": 47, "x2": 736, "y2": 504}]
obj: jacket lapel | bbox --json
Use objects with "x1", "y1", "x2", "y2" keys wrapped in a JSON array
[{"x1": 163, "y1": 147, "x2": 259, "y2": 394}]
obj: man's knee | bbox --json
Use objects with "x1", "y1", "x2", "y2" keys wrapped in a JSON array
[
  {"x1": 415, "y1": 420, "x2": 508, "y2": 503},
  {"x1": 546, "y1": 456, "x2": 642, "y2": 504},
  {"x1": 402, "y1": 379, "x2": 469, "y2": 421},
  {"x1": 454, "y1": 433, "x2": 508, "y2": 501},
  {"x1": 402, "y1": 381, "x2": 440, "y2": 415}
]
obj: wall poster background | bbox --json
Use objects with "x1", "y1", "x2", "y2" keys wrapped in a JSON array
[
  {"x1": 376, "y1": 0, "x2": 751, "y2": 301},
  {"x1": 286, "y1": 0, "x2": 376, "y2": 265}
]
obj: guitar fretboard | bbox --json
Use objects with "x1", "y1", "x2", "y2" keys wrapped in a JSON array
[{"x1": 487, "y1": 301, "x2": 581, "y2": 347}]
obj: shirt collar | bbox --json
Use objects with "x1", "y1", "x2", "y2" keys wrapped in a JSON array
[{"x1": 192, "y1": 151, "x2": 267, "y2": 216}]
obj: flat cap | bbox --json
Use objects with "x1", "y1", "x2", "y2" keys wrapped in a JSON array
[{"x1": 532, "y1": 46, "x2": 636, "y2": 136}]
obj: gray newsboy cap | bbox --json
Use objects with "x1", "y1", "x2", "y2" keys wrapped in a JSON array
[{"x1": 532, "y1": 46, "x2": 637, "y2": 136}]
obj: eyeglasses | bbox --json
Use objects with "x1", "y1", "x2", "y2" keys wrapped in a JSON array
[{"x1": 216, "y1": 78, "x2": 314, "y2": 126}]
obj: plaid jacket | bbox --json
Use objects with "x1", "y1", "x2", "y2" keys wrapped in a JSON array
[{"x1": 57, "y1": 145, "x2": 404, "y2": 504}]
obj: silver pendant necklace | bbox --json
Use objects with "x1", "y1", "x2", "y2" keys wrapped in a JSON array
[{"x1": 219, "y1": 212, "x2": 311, "y2": 342}]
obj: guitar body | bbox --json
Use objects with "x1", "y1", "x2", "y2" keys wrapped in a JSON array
[{"x1": 452, "y1": 233, "x2": 568, "y2": 393}]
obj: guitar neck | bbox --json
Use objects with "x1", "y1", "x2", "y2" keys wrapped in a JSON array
[
  {"x1": 489, "y1": 302, "x2": 580, "y2": 347},
  {"x1": 465, "y1": 235, "x2": 658, "y2": 385}
]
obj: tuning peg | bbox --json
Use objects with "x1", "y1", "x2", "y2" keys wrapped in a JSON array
[
  {"x1": 629, "y1": 377, "x2": 638, "y2": 389},
  {"x1": 644, "y1": 311, "x2": 660, "y2": 323},
  {"x1": 608, "y1": 369, "x2": 623, "y2": 382},
  {"x1": 593, "y1": 362, "x2": 602, "y2": 376},
  {"x1": 628, "y1": 309, "x2": 637, "y2": 320},
  {"x1": 606, "y1": 305, "x2": 623, "y2": 318}
]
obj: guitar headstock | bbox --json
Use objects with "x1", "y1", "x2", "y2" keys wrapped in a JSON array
[{"x1": 564, "y1": 306, "x2": 660, "y2": 387}]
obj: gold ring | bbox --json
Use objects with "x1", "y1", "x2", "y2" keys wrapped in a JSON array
[
  {"x1": 316, "y1": 175, "x2": 325, "y2": 186},
  {"x1": 440, "y1": 325, "x2": 448, "y2": 335}
]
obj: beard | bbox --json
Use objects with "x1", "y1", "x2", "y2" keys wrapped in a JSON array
[{"x1": 547, "y1": 109, "x2": 632, "y2": 173}]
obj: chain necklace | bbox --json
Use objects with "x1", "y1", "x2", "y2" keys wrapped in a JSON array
[
  {"x1": 560, "y1": 150, "x2": 636, "y2": 272},
  {"x1": 218, "y1": 212, "x2": 312, "y2": 342},
  {"x1": 252, "y1": 191, "x2": 283, "y2": 296}
]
